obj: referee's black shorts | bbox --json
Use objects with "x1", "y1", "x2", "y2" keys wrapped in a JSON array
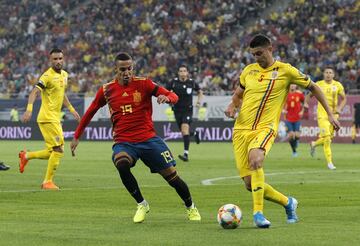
[{"x1": 174, "y1": 110, "x2": 193, "y2": 129}]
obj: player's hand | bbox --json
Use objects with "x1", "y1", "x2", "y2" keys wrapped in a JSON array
[
  {"x1": 224, "y1": 103, "x2": 238, "y2": 119},
  {"x1": 70, "y1": 138, "x2": 79, "y2": 157},
  {"x1": 336, "y1": 107, "x2": 342, "y2": 115},
  {"x1": 157, "y1": 95, "x2": 170, "y2": 104},
  {"x1": 195, "y1": 102, "x2": 201, "y2": 108},
  {"x1": 22, "y1": 111, "x2": 32, "y2": 123},
  {"x1": 72, "y1": 110, "x2": 81, "y2": 122},
  {"x1": 329, "y1": 114, "x2": 341, "y2": 131}
]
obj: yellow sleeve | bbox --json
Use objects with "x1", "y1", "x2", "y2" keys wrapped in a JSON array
[
  {"x1": 36, "y1": 73, "x2": 49, "y2": 91},
  {"x1": 63, "y1": 70, "x2": 69, "y2": 89},
  {"x1": 338, "y1": 82, "x2": 345, "y2": 97},
  {"x1": 286, "y1": 64, "x2": 312, "y2": 88},
  {"x1": 239, "y1": 66, "x2": 249, "y2": 89}
]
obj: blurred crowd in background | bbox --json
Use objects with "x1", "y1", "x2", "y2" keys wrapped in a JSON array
[{"x1": 0, "y1": 0, "x2": 359, "y2": 99}]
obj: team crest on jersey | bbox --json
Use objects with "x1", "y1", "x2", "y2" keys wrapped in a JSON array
[
  {"x1": 332, "y1": 86, "x2": 337, "y2": 91},
  {"x1": 186, "y1": 88, "x2": 193, "y2": 94},
  {"x1": 271, "y1": 71, "x2": 278, "y2": 79},
  {"x1": 249, "y1": 70, "x2": 260, "y2": 76},
  {"x1": 133, "y1": 90, "x2": 142, "y2": 105}
]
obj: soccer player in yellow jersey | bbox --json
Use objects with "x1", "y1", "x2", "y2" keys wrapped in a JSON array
[
  {"x1": 306, "y1": 67, "x2": 346, "y2": 170},
  {"x1": 20, "y1": 48, "x2": 80, "y2": 190},
  {"x1": 225, "y1": 34, "x2": 340, "y2": 228}
]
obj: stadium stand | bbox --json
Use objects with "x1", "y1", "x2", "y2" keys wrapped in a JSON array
[{"x1": 0, "y1": 0, "x2": 359, "y2": 98}]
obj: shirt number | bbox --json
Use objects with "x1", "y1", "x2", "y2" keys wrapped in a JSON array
[
  {"x1": 160, "y1": 150, "x2": 173, "y2": 163},
  {"x1": 258, "y1": 74, "x2": 265, "y2": 82},
  {"x1": 120, "y1": 105, "x2": 132, "y2": 115}
]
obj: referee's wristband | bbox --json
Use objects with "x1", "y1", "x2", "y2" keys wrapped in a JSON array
[
  {"x1": 68, "y1": 105, "x2": 76, "y2": 113},
  {"x1": 26, "y1": 104, "x2": 33, "y2": 112}
]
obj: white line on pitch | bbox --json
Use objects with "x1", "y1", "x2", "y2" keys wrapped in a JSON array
[
  {"x1": 1, "y1": 170, "x2": 359, "y2": 193},
  {"x1": 201, "y1": 169, "x2": 360, "y2": 185}
]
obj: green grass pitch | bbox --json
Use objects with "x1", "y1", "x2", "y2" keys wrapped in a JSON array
[{"x1": 1, "y1": 140, "x2": 359, "y2": 246}]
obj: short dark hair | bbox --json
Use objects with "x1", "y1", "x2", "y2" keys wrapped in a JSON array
[
  {"x1": 50, "y1": 47, "x2": 63, "y2": 55},
  {"x1": 324, "y1": 66, "x2": 335, "y2": 72},
  {"x1": 178, "y1": 64, "x2": 188, "y2": 71},
  {"x1": 115, "y1": 52, "x2": 133, "y2": 62},
  {"x1": 249, "y1": 34, "x2": 272, "y2": 48}
]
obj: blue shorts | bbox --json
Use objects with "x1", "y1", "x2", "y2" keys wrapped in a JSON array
[
  {"x1": 285, "y1": 121, "x2": 301, "y2": 132},
  {"x1": 112, "y1": 136, "x2": 176, "y2": 173}
]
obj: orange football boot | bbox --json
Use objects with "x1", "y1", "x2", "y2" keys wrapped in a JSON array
[
  {"x1": 18, "y1": 150, "x2": 29, "y2": 173},
  {"x1": 41, "y1": 181, "x2": 60, "y2": 190}
]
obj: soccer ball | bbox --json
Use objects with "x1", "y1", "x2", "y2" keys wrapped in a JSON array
[{"x1": 217, "y1": 204, "x2": 242, "y2": 229}]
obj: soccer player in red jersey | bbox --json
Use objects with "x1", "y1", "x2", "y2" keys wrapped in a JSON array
[
  {"x1": 283, "y1": 84, "x2": 305, "y2": 157},
  {"x1": 70, "y1": 52, "x2": 201, "y2": 223}
]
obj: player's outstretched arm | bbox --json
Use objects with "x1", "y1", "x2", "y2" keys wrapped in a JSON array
[
  {"x1": 63, "y1": 94, "x2": 81, "y2": 122},
  {"x1": 71, "y1": 87, "x2": 106, "y2": 156},
  {"x1": 22, "y1": 87, "x2": 40, "y2": 123},
  {"x1": 155, "y1": 86, "x2": 179, "y2": 104},
  {"x1": 307, "y1": 82, "x2": 340, "y2": 131},
  {"x1": 303, "y1": 91, "x2": 312, "y2": 109},
  {"x1": 337, "y1": 93, "x2": 347, "y2": 114},
  {"x1": 225, "y1": 86, "x2": 244, "y2": 119},
  {"x1": 196, "y1": 89, "x2": 204, "y2": 107}
]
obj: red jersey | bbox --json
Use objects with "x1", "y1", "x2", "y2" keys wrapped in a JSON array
[
  {"x1": 74, "y1": 76, "x2": 178, "y2": 143},
  {"x1": 285, "y1": 91, "x2": 304, "y2": 122}
]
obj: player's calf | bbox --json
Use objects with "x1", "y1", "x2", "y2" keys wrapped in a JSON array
[{"x1": 114, "y1": 155, "x2": 145, "y2": 204}]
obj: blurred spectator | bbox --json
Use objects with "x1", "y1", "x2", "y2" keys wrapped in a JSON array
[
  {"x1": 198, "y1": 102, "x2": 208, "y2": 121},
  {"x1": 164, "y1": 106, "x2": 175, "y2": 122},
  {"x1": 0, "y1": 0, "x2": 358, "y2": 98},
  {"x1": 10, "y1": 104, "x2": 19, "y2": 121}
]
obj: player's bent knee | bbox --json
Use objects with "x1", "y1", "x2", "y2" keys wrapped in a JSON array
[
  {"x1": 53, "y1": 146, "x2": 64, "y2": 153},
  {"x1": 114, "y1": 156, "x2": 131, "y2": 170},
  {"x1": 324, "y1": 136, "x2": 332, "y2": 144},
  {"x1": 164, "y1": 171, "x2": 179, "y2": 184},
  {"x1": 249, "y1": 160, "x2": 263, "y2": 170}
]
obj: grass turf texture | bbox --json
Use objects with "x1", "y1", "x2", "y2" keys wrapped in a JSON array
[{"x1": 1, "y1": 140, "x2": 359, "y2": 246}]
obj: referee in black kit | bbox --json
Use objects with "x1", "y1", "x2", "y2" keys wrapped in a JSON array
[{"x1": 167, "y1": 65, "x2": 203, "y2": 162}]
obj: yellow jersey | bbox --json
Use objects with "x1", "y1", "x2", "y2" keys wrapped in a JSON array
[
  {"x1": 36, "y1": 67, "x2": 68, "y2": 123},
  {"x1": 316, "y1": 80, "x2": 344, "y2": 119},
  {"x1": 235, "y1": 61, "x2": 311, "y2": 132}
]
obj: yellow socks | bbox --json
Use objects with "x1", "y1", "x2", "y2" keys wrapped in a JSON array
[
  {"x1": 44, "y1": 151, "x2": 63, "y2": 183},
  {"x1": 323, "y1": 136, "x2": 332, "y2": 164},
  {"x1": 27, "y1": 149, "x2": 51, "y2": 160},
  {"x1": 251, "y1": 168, "x2": 265, "y2": 214},
  {"x1": 264, "y1": 183, "x2": 288, "y2": 206}
]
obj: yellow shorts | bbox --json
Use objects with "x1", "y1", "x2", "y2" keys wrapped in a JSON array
[
  {"x1": 233, "y1": 128, "x2": 275, "y2": 178},
  {"x1": 317, "y1": 114, "x2": 338, "y2": 138},
  {"x1": 38, "y1": 122, "x2": 64, "y2": 150}
]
